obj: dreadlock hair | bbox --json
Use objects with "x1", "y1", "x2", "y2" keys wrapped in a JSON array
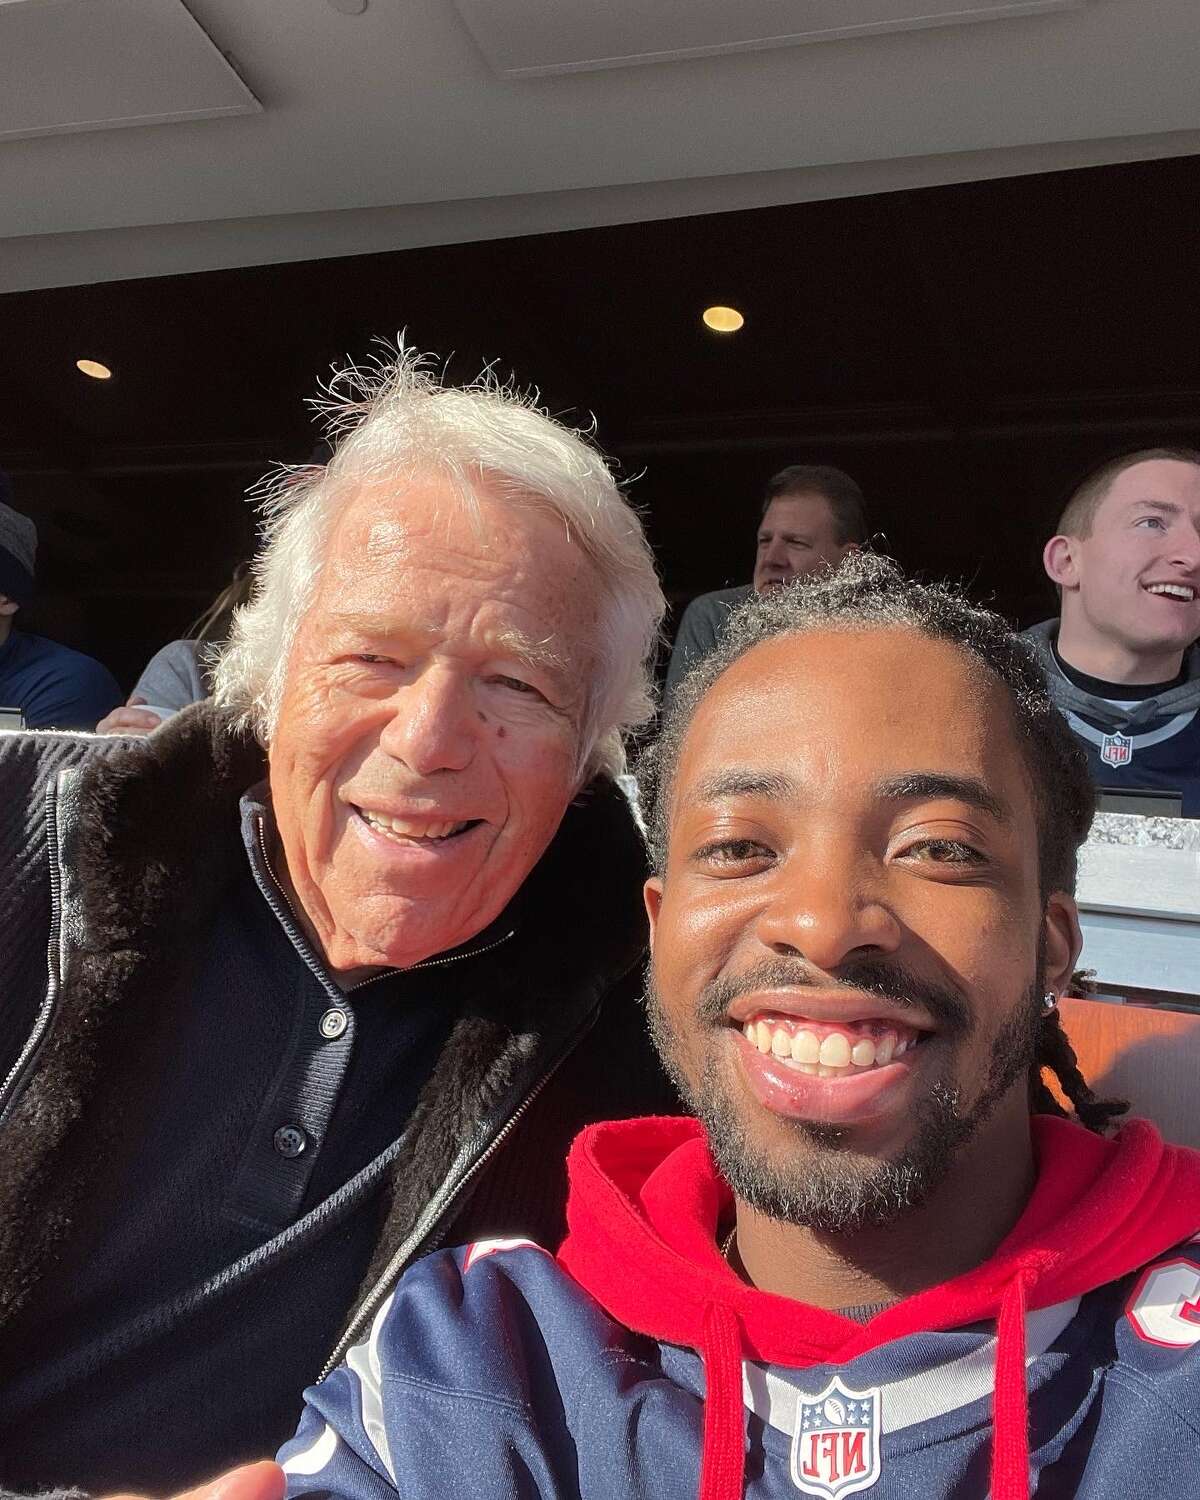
[
  {"x1": 1032, "y1": 1005, "x2": 1128, "y2": 1134},
  {"x1": 640, "y1": 551, "x2": 1128, "y2": 1134}
]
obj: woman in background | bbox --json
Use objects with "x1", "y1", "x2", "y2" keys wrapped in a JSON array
[{"x1": 96, "y1": 561, "x2": 253, "y2": 735}]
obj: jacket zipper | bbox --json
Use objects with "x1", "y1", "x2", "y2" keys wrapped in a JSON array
[
  {"x1": 255, "y1": 819, "x2": 515, "y2": 987},
  {"x1": 317, "y1": 1058, "x2": 563, "y2": 1381},
  {"x1": 0, "y1": 789, "x2": 67, "y2": 1127}
]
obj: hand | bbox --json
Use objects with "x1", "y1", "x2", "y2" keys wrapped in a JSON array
[
  {"x1": 95, "y1": 696, "x2": 167, "y2": 737},
  {"x1": 103, "y1": 1459, "x2": 286, "y2": 1500}
]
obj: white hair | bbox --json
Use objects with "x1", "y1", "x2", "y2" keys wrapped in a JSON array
[{"x1": 213, "y1": 344, "x2": 665, "y2": 779}]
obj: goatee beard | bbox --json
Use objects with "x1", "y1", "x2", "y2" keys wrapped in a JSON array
[{"x1": 645, "y1": 962, "x2": 1042, "y2": 1235}]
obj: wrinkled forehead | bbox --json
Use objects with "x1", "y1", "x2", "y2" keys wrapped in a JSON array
[
  {"x1": 760, "y1": 492, "x2": 837, "y2": 532},
  {"x1": 326, "y1": 471, "x2": 511, "y2": 554},
  {"x1": 670, "y1": 627, "x2": 1031, "y2": 823},
  {"x1": 306, "y1": 473, "x2": 606, "y2": 669},
  {"x1": 322, "y1": 473, "x2": 597, "y2": 589}
]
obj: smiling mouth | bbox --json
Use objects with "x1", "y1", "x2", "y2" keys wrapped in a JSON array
[
  {"x1": 1144, "y1": 582, "x2": 1197, "y2": 602},
  {"x1": 354, "y1": 807, "x2": 484, "y2": 845},
  {"x1": 737, "y1": 1014, "x2": 930, "y2": 1079}
]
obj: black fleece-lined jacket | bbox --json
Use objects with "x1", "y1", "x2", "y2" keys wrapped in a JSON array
[{"x1": 0, "y1": 705, "x2": 676, "y2": 1494}]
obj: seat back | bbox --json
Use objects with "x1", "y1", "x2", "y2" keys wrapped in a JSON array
[{"x1": 1057, "y1": 996, "x2": 1200, "y2": 1150}]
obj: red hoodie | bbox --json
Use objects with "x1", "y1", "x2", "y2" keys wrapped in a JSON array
[{"x1": 559, "y1": 1114, "x2": 1200, "y2": 1500}]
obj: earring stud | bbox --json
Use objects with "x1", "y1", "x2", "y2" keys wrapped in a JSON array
[{"x1": 1042, "y1": 992, "x2": 1058, "y2": 1014}]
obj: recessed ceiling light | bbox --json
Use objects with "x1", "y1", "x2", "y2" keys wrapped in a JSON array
[
  {"x1": 326, "y1": 0, "x2": 368, "y2": 12},
  {"x1": 76, "y1": 359, "x2": 113, "y2": 380},
  {"x1": 702, "y1": 305, "x2": 744, "y2": 333}
]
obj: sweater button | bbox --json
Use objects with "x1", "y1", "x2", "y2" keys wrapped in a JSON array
[
  {"x1": 273, "y1": 1125, "x2": 307, "y2": 1158},
  {"x1": 319, "y1": 1008, "x2": 348, "y2": 1040}
]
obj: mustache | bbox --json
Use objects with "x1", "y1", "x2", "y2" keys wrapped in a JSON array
[{"x1": 693, "y1": 955, "x2": 971, "y2": 1036}]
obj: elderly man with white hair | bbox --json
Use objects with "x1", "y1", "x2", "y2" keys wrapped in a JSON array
[{"x1": 0, "y1": 351, "x2": 677, "y2": 1497}]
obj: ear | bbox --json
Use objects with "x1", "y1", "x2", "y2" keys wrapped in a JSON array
[
  {"x1": 644, "y1": 877, "x2": 663, "y2": 953},
  {"x1": 1042, "y1": 534, "x2": 1079, "y2": 591},
  {"x1": 1042, "y1": 893, "x2": 1082, "y2": 999}
]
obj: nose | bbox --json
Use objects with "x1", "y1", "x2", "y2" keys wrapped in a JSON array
[
  {"x1": 1169, "y1": 525, "x2": 1200, "y2": 573},
  {"x1": 752, "y1": 849, "x2": 903, "y2": 973},
  {"x1": 377, "y1": 666, "x2": 477, "y2": 776}
]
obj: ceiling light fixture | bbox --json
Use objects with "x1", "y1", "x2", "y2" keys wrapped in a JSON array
[
  {"x1": 76, "y1": 359, "x2": 113, "y2": 380},
  {"x1": 702, "y1": 305, "x2": 744, "y2": 333}
]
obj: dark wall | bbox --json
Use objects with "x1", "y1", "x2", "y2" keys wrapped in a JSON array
[{"x1": 3, "y1": 152, "x2": 1198, "y2": 691}]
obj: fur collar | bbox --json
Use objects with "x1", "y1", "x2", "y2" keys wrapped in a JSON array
[{"x1": 0, "y1": 702, "x2": 648, "y2": 1341}]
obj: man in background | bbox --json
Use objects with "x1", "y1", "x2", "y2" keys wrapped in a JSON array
[
  {"x1": 663, "y1": 463, "x2": 867, "y2": 703},
  {"x1": 1025, "y1": 447, "x2": 1200, "y2": 814},
  {"x1": 0, "y1": 475, "x2": 122, "y2": 729}
]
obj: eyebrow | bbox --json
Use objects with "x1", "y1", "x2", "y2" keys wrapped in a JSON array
[
  {"x1": 874, "y1": 772, "x2": 1007, "y2": 822},
  {"x1": 490, "y1": 627, "x2": 574, "y2": 682},
  {"x1": 689, "y1": 767, "x2": 1007, "y2": 822},
  {"x1": 692, "y1": 769, "x2": 798, "y2": 803},
  {"x1": 1129, "y1": 499, "x2": 1183, "y2": 517},
  {"x1": 324, "y1": 611, "x2": 574, "y2": 681}
]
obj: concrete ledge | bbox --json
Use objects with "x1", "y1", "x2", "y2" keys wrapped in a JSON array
[{"x1": 1076, "y1": 818, "x2": 1200, "y2": 1000}]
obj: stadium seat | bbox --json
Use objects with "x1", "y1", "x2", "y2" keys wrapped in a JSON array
[{"x1": 1056, "y1": 996, "x2": 1200, "y2": 1150}]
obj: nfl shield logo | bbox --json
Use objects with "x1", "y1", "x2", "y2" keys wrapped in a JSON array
[
  {"x1": 791, "y1": 1375, "x2": 882, "y2": 1498},
  {"x1": 1100, "y1": 732, "x2": 1132, "y2": 768}
]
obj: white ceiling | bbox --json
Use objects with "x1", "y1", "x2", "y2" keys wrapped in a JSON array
[
  {"x1": 1, "y1": 0, "x2": 1198, "y2": 293},
  {"x1": 0, "y1": 0, "x2": 258, "y2": 141},
  {"x1": 454, "y1": 0, "x2": 1087, "y2": 77}
]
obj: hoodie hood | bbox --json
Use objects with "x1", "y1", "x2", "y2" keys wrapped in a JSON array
[
  {"x1": 1023, "y1": 619, "x2": 1200, "y2": 731},
  {"x1": 560, "y1": 1114, "x2": 1200, "y2": 1500}
]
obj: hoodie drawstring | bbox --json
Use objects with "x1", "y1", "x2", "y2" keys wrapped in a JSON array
[
  {"x1": 698, "y1": 1273, "x2": 1037, "y2": 1500},
  {"x1": 990, "y1": 1269, "x2": 1032, "y2": 1500},
  {"x1": 699, "y1": 1301, "x2": 745, "y2": 1500}
]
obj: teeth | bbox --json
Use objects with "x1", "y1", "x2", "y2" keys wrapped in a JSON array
[
  {"x1": 361, "y1": 809, "x2": 469, "y2": 841},
  {"x1": 790, "y1": 1029, "x2": 821, "y2": 1064},
  {"x1": 1146, "y1": 583, "x2": 1196, "y2": 601},
  {"x1": 851, "y1": 1037, "x2": 877, "y2": 1067},
  {"x1": 742, "y1": 1019, "x2": 918, "y2": 1076}
]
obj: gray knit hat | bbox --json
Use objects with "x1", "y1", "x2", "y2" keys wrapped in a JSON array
[{"x1": 0, "y1": 473, "x2": 37, "y2": 608}]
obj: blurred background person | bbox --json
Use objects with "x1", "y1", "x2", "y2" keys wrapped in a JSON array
[
  {"x1": 0, "y1": 473, "x2": 121, "y2": 731},
  {"x1": 1025, "y1": 447, "x2": 1200, "y2": 814},
  {"x1": 663, "y1": 463, "x2": 868, "y2": 703},
  {"x1": 96, "y1": 560, "x2": 255, "y2": 735}
]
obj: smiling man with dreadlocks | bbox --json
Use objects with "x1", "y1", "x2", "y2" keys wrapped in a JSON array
[{"x1": 276, "y1": 554, "x2": 1200, "y2": 1500}]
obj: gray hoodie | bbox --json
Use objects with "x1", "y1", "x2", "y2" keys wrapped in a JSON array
[{"x1": 1023, "y1": 619, "x2": 1200, "y2": 814}]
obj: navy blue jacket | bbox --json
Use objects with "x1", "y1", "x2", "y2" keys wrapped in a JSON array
[
  {"x1": 0, "y1": 628, "x2": 120, "y2": 730},
  {"x1": 281, "y1": 1115, "x2": 1200, "y2": 1500}
]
